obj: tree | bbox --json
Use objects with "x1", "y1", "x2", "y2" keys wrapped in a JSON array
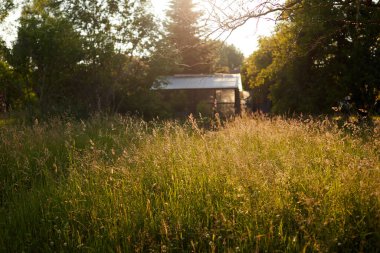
[
  {"x1": 7, "y1": 1, "x2": 81, "y2": 115},
  {"x1": 212, "y1": 41, "x2": 244, "y2": 73},
  {"x1": 11, "y1": 3, "x2": 85, "y2": 115},
  {"x1": 8, "y1": 0, "x2": 163, "y2": 117},
  {"x1": 166, "y1": 0, "x2": 214, "y2": 74},
  {"x1": 0, "y1": 42, "x2": 13, "y2": 112},
  {"x1": 60, "y1": 0, "x2": 161, "y2": 114},
  {"x1": 203, "y1": 0, "x2": 303, "y2": 37},
  {"x1": 239, "y1": 0, "x2": 380, "y2": 114},
  {"x1": 0, "y1": 0, "x2": 13, "y2": 23},
  {"x1": 0, "y1": 0, "x2": 19, "y2": 113}
]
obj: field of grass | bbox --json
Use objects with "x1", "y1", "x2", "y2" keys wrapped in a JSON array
[{"x1": 0, "y1": 115, "x2": 379, "y2": 252}]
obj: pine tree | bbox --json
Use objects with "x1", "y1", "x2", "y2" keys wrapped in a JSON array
[{"x1": 166, "y1": 0, "x2": 213, "y2": 74}]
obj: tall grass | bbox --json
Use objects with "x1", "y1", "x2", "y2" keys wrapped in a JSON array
[{"x1": 0, "y1": 115, "x2": 379, "y2": 252}]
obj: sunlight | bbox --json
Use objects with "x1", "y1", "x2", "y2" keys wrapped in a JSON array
[
  {"x1": 1, "y1": 1, "x2": 379, "y2": 251},
  {"x1": 1, "y1": 0, "x2": 278, "y2": 56},
  {"x1": 151, "y1": 0, "x2": 277, "y2": 56}
]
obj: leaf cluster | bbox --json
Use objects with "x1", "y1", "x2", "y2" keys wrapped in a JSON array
[{"x1": 242, "y1": 0, "x2": 380, "y2": 115}]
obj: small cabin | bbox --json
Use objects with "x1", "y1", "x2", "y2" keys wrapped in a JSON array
[{"x1": 155, "y1": 74, "x2": 246, "y2": 117}]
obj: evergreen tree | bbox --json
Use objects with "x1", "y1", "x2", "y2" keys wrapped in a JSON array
[{"x1": 166, "y1": 0, "x2": 213, "y2": 74}]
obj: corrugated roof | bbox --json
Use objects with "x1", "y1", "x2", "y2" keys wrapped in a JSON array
[{"x1": 155, "y1": 74, "x2": 243, "y2": 91}]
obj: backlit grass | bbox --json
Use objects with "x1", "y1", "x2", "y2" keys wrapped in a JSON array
[{"x1": 0, "y1": 115, "x2": 379, "y2": 252}]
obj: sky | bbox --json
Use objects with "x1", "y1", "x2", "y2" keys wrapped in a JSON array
[
  {"x1": 150, "y1": 0, "x2": 277, "y2": 56},
  {"x1": 0, "y1": 0, "x2": 278, "y2": 57}
]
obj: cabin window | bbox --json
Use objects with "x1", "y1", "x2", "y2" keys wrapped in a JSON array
[{"x1": 216, "y1": 89, "x2": 235, "y2": 104}]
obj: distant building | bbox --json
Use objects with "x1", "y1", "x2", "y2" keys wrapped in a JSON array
[{"x1": 155, "y1": 74, "x2": 248, "y2": 117}]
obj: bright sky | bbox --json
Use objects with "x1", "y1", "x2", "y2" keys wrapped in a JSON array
[
  {"x1": 151, "y1": 0, "x2": 277, "y2": 56},
  {"x1": 0, "y1": 0, "x2": 277, "y2": 57}
]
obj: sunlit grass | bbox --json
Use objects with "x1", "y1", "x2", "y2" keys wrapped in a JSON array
[
  {"x1": 0, "y1": 114, "x2": 379, "y2": 252},
  {"x1": 0, "y1": 118, "x2": 14, "y2": 126}
]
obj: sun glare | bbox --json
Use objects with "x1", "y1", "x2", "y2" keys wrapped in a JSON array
[{"x1": 151, "y1": 0, "x2": 277, "y2": 56}]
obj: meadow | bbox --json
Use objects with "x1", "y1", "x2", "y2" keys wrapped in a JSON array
[{"x1": 0, "y1": 115, "x2": 379, "y2": 252}]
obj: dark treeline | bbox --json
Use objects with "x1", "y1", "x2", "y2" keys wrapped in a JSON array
[
  {"x1": 0, "y1": 0, "x2": 243, "y2": 119},
  {"x1": 0, "y1": 0, "x2": 379, "y2": 119},
  {"x1": 242, "y1": 0, "x2": 380, "y2": 116}
]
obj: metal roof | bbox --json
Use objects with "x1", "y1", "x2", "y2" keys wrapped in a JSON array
[{"x1": 155, "y1": 74, "x2": 243, "y2": 91}]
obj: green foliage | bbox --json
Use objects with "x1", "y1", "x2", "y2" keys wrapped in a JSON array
[
  {"x1": 11, "y1": 11, "x2": 85, "y2": 114},
  {"x1": 0, "y1": 115, "x2": 379, "y2": 251},
  {"x1": 3, "y1": 0, "x2": 166, "y2": 118},
  {"x1": 0, "y1": 0, "x2": 13, "y2": 23},
  {"x1": 0, "y1": 0, "x2": 242, "y2": 118},
  {"x1": 0, "y1": 57, "x2": 24, "y2": 111},
  {"x1": 243, "y1": 0, "x2": 380, "y2": 115},
  {"x1": 0, "y1": 37, "x2": 29, "y2": 112},
  {"x1": 213, "y1": 42, "x2": 244, "y2": 73}
]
